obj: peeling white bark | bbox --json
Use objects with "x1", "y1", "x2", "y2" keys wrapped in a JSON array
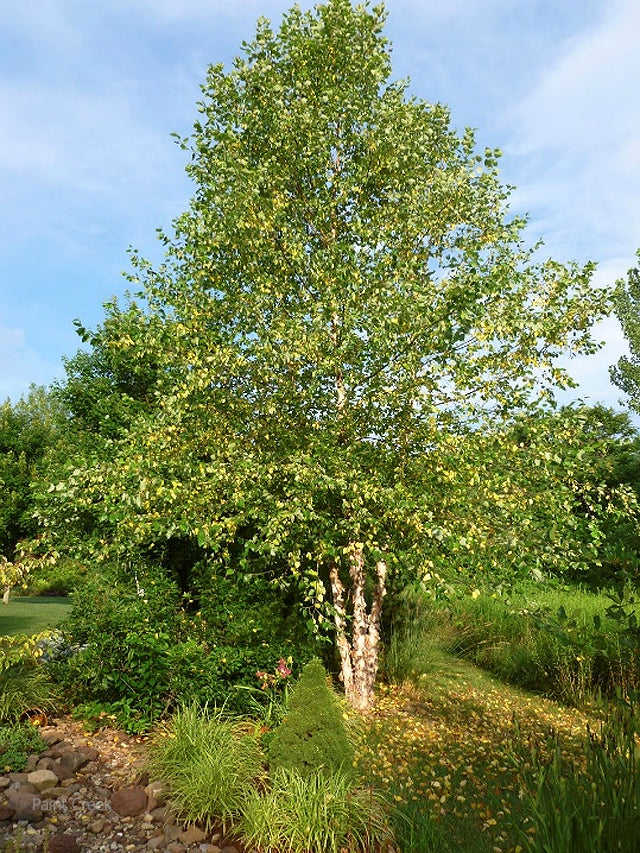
[{"x1": 329, "y1": 546, "x2": 387, "y2": 711}]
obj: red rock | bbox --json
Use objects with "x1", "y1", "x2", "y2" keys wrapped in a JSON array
[
  {"x1": 48, "y1": 833, "x2": 82, "y2": 853},
  {"x1": 110, "y1": 785, "x2": 147, "y2": 816},
  {"x1": 5, "y1": 789, "x2": 43, "y2": 821}
]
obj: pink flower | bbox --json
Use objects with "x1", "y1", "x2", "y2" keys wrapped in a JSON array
[{"x1": 276, "y1": 658, "x2": 292, "y2": 678}]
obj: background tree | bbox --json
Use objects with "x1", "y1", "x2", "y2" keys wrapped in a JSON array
[
  {"x1": 0, "y1": 387, "x2": 61, "y2": 600},
  {"x1": 611, "y1": 251, "x2": 640, "y2": 413},
  {"x1": 417, "y1": 405, "x2": 640, "y2": 592},
  {"x1": 43, "y1": 0, "x2": 609, "y2": 709}
]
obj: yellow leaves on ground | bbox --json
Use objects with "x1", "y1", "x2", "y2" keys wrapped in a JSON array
[{"x1": 355, "y1": 676, "x2": 593, "y2": 852}]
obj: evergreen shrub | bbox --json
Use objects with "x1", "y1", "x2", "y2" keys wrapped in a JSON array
[{"x1": 267, "y1": 658, "x2": 354, "y2": 778}]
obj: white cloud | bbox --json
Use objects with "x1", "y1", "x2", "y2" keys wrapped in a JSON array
[
  {"x1": 514, "y1": 0, "x2": 640, "y2": 153},
  {"x1": 507, "y1": 0, "x2": 640, "y2": 262}
]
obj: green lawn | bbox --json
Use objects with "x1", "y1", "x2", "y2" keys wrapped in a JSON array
[{"x1": 0, "y1": 596, "x2": 72, "y2": 637}]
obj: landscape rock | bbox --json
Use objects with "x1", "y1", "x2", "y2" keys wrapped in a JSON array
[
  {"x1": 48, "y1": 740, "x2": 73, "y2": 757},
  {"x1": 145, "y1": 779, "x2": 169, "y2": 811},
  {"x1": 24, "y1": 754, "x2": 40, "y2": 772},
  {"x1": 111, "y1": 785, "x2": 147, "y2": 816},
  {"x1": 181, "y1": 825, "x2": 206, "y2": 845},
  {"x1": 77, "y1": 745, "x2": 100, "y2": 764},
  {"x1": 48, "y1": 832, "x2": 82, "y2": 853},
  {"x1": 164, "y1": 824, "x2": 184, "y2": 841},
  {"x1": 27, "y1": 768, "x2": 59, "y2": 792},
  {"x1": 58, "y1": 747, "x2": 96, "y2": 773},
  {"x1": 40, "y1": 729, "x2": 63, "y2": 746},
  {"x1": 5, "y1": 788, "x2": 43, "y2": 821},
  {"x1": 50, "y1": 759, "x2": 76, "y2": 781},
  {"x1": 0, "y1": 805, "x2": 12, "y2": 821}
]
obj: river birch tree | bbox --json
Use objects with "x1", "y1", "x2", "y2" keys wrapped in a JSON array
[{"x1": 46, "y1": 0, "x2": 609, "y2": 710}]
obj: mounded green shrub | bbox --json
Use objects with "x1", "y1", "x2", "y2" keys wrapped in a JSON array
[
  {"x1": 48, "y1": 570, "x2": 313, "y2": 729},
  {"x1": 267, "y1": 659, "x2": 354, "y2": 778}
]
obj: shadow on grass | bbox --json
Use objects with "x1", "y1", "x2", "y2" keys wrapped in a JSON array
[{"x1": 0, "y1": 596, "x2": 71, "y2": 637}]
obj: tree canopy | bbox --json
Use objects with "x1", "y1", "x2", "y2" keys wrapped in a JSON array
[
  {"x1": 41, "y1": 0, "x2": 611, "y2": 709},
  {"x1": 611, "y1": 251, "x2": 640, "y2": 412},
  {"x1": 0, "y1": 387, "x2": 62, "y2": 598}
]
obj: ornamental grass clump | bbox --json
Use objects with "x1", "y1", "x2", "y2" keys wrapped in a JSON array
[
  {"x1": 147, "y1": 702, "x2": 263, "y2": 832},
  {"x1": 267, "y1": 658, "x2": 354, "y2": 778},
  {"x1": 238, "y1": 767, "x2": 391, "y2": 853}
]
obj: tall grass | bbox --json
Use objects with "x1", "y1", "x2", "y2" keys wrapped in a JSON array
[
  {"x1": 238, "y1": 768, "x2": 391, "y2": 853},
  {"x1": 389, "y1": 798, "x2": 448, "y2": 853},
  {"x1": 147, "y1": 702, "x2": 263, "y2": 832},
  {"x1": 441, "y1": 583, "x2": 640, "y2": 705},
  {"x1": 382, "y1": 587, "x2": 453, "y2": 685},
  {"x1": 512, "y1": 706, "x2": 640, "y2": 852}
]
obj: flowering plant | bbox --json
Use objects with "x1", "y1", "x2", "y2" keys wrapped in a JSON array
[{"x1": 256, "y1": 657, "x2": 293, "y2": 693}]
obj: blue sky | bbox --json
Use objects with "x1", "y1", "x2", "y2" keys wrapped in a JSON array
[{"x1": 1, "y1": 0, "x2": 639, "y2": 410}]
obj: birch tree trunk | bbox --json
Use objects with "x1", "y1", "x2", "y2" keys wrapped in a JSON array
[{"x1": 329, "y1": 544, "x2": 387, "y2": 711}]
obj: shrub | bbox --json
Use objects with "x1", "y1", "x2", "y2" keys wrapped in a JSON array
[
  {"x1": 49, "y1": 569, "x2": 317, "y2": 727},
  {"x1": 197, "y1": 572, "x2": 317, "y2": 657},
  {"x1": 0, "y1": 723, "x2": 47, "y2": 772},
  {"x1": 147, "y1": 703, "x2": 263, "y2": 832},
  {"x1": 267, "y1": 659, "x2": 354, "y2": 778},
  {"x1": 0, "y1": 635, "x2": 57, "y2": 723},
  {"x1": 25, "y1": 559, "x2": 86, "y2": 596},
  {"x1": 238, "y1": 767, "x2": 391, "y2": 853}
]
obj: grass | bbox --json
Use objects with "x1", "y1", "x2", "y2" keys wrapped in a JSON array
[
  {"x1": 436, "y1": 582, "x2": 640, "y2": 705},
  {"x1": 147, "y1": 702, "x2": 263, "y2": 833},
  {"x1": 238, "y1": 768, "x2": 391, "y2": 853},
  {"x1": 356, "y1": 652, "x2": 601, "y2": 852},
  {"x1": 0, "y1": 596, "x2": 71, "y2": 637}
]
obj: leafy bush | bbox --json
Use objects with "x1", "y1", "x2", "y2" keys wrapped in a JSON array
[
  {"x1": 0, "y1": 723, "x2": 47, "y2": 771},
  {"x1": 197, "y1": 572, "x2": 317, "y2": 655},
  {"x1": 25, "y1": 559, "x2": 86, "y2": 596},
  {"x1": 238, "y1": 767, "x2": 391, "y2": 853},
  {"x1": 267, "y1": 659, "x2": 354, "y2": 778},
  {"x1": 0, "y1": 634, "x2": 57, "y2": 723},
  {"x1": 148, "y1": 703, "x2": 263, "y2": 832},
  {"x1": 49, "y1": 569, "x2": 317, "y2": 729}
]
